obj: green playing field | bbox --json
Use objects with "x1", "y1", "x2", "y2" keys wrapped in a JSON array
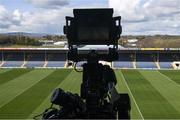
[{"x1": 0, "y1": 68, "x2": 180, "y2": 119}]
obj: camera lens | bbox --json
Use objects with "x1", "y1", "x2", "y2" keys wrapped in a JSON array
[
  {"x1": 51, "y1": 88, "x2": 65, "y2": 105},
  {"x1": 51, "y1": 88, "x2": 80, "y2": 108}
]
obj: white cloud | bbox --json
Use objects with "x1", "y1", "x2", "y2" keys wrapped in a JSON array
[
  {"x1": 0, "y1": 0, "x2": 107, "y2": 34},
  {"x1": 6, "y1": 7, "x2": 73, "y2": 34},
  {"x1": 13, "y1": 10, "x2": 22, "y2": 21},
  {"x1": 0, "y1": 5, "x2": 7, "y2": 19},
  {"x1": 26, "y1": 0, "x2": 69, "y2": 9},
  {"x1": 1, "y1": 0, "x2": 179, "y2": 35},
  {"x1": 109, "y1": 0, "x2": 180, "y2": 35},
  {"x1": 0, "y1": 5, "x2": 22, "y2": 30},
  {"x1": 109, "y1": 0, "x2": 147, "y2": 22}
]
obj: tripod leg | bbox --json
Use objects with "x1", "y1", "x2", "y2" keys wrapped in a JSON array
[{"x1": 115, "y1": 94, "x2": 131, "y2": 120}]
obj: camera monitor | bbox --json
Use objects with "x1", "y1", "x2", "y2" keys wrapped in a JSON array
[{"x1": 64, "y1": 8, "x2": 122, "y2": 46}]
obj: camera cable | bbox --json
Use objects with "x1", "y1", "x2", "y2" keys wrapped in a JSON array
[{"x1": 33, "y1": 104, "x2": 56, "y2": 120}]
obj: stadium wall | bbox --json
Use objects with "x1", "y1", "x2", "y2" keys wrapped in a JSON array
[{"x1": 0, "y1": 48, "x2": 179, "y2": 69}]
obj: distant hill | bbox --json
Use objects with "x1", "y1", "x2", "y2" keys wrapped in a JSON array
[
  {"x1": 120, "y1": 35, "x2": 180, "y2": 48},
  {"x1": 0, "y1": 32, "x2": 50, "y2": 38},
  {"x1": 1, "y1": 33, "x2": 180, "y2": 48}
]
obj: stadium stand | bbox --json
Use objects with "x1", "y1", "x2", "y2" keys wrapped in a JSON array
[
  {"x1": 46, "y1": 52, "x2": 67, "y2": 68},
  {"x1": 0, "y1": 52, "x2": 2, "y2": 60},
  {"x1": 159, "y1": 53, "x2": 173, "y2": 61},
  {"x1": 113, "y1": 61, "x2": 133, "y2": 68},
  {"x1": 159, "y1": 62, "x2": 172, "y2": 69},
  {"x1": 136, "y1": 53, "x2": 156, "y2": 61},
  {"x1": 26, "y1": 52, "x2": 45, "y2": 61},
  {"x1": 136, "y1": 62, "x2": 157, "y2": 69},
  {"x1": 136, "y1": 53, "x2": 157, "y2": 69},
  {"x1": 25, "y1": 61, "x2": 45, "y2": 68},
  {"x1": 47, "y1": 52, "x2": 67, "y2": 61},
  {"x1": 47, "y1": 61, "x2": 65, "y2": 68},
  {"x1": 0, "y1": 52, "x2": 2, "y2": 66},
  {"x1": 118, "y1": 53, "x2": 134, "y2": 61},
  {"x1": 1, "y1": 51, "x2": 24, "y2": 67},
  {"x1": 0, "y1": 48, "x2": 179, "y2": 69},
  {"x1": 113, "y1": 53, "x2": 134, "y2": 68},
  {"x1": 24, "y1": 52, "x2": 45, "y2": 68},
  {"x1": 3, "y1": 51, "x2": 24, "y2": 61},
  {"x1": 2, "y1": 61, "x2": 23, "y2": 67},
  {"x1": 159, "y1": 53, "x2": 174, "y2": 69}
]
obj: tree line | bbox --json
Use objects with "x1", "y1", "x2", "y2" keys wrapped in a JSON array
[{"x1": 0, "y1": 35, "x2": 41, "y2": 46}]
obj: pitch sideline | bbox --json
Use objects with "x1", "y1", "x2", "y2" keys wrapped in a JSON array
[{"x1": 120, "y1": 70, "x2": 144, "y2": 120}]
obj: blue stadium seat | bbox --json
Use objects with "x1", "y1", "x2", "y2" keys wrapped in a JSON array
[
  {"x1": 2, "y1": 61, "x2": 23, "y2": 67},
  {"x1": 113, "y1": 61, "x2": 133, "y2": 68},
  {"x1": 136, "y1": 62, "x2": 157, "y2": 69},
  {"x1": 159, "y1": 62, "x2": 172, "y2": 69},
  {"x1": 47, "y1": 61, "x2": 65, "y2": 68},
  {"x1": 25, "y1": 61, "x2": 45, "y2": 68}
]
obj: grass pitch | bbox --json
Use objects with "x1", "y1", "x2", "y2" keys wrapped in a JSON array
[{"x1": 0, "y1": 68, "x2": 180, "y2": 119}]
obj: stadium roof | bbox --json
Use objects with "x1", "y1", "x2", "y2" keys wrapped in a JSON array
[
  {"x1": 0, "y1": 47, "x2": 180, "y2": 51},
  {"x1": 78, "y1": 45, "x2": 125, "y2": 50}
]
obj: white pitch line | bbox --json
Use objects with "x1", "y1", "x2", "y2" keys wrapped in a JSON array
[
  {"x1": 120, "y1": 71, "x2": 144, "y2": 120},
  {"x1": 157, "y1": 70, "x2": 180, "y2": 87}
]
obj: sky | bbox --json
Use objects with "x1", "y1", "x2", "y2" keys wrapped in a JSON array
[{"x1": 0, "y1": 0, "x2": 179, "y2": 35}]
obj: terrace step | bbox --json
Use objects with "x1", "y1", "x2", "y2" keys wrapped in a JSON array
[
  {"x1": 112, "y1": 62, "x2": 115, "y2": 69},
  {"x1": 21, "y1": 61, "x2": 27, "y2": 68},
  {"x1": 159, "y1": 62, "x2": 173, "y2": 69},
  {"x1": 43, "y1": 61, "x2": 48, "y2": 68},
  {"x1": 113, "y1": 61, "x2": 133, "y2": 68},
  {"x1": 64, "y1": 60, "x2": 68, "y2": 68},
  {"x1": 133, "y1": 61, "x2": 136, "y2": 69},
  {"x1": 47, "y1": 61, "x2": 66, "y2": 68},
  {"x1": 155, "y1": 62, "x2": 160, "y2": 69},
  {"x1": 172, "y1": 62, "x2": 176, "y2": 70},
  {"x1": 0, "y1": 61, "x2": 5, "y2": 67}
]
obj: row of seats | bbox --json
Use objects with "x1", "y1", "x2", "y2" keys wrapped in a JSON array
[
  {"x1": 0, "y1": 54, "x2": 67, "y2": 61},
  {"x1": 0, "y1": 61, "x2": 66, "y2": 68},
  {"x1": 2, "y1": 61, "x2": 23, "y2": 67},
  {"x1": 0, "y1": 60, "x2": 174, "y2": 69},
  {"x1": 136, "y1": 62, "x2": 157, "y2": 69},
  {"x1": 113, "y1": 61, "x2": 172, "y2": 69},
  {"x1": 47, "y1": 61, "x2": 66, "y2": 67}
]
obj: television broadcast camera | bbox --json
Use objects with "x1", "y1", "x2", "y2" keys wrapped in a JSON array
[{"x1": 35, "y1": 8, "x2": 131, "y2": 119}]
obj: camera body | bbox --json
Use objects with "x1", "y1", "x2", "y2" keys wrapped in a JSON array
[{"x1": 40, "y1": 8, "x2": 131, "y2": 119}]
